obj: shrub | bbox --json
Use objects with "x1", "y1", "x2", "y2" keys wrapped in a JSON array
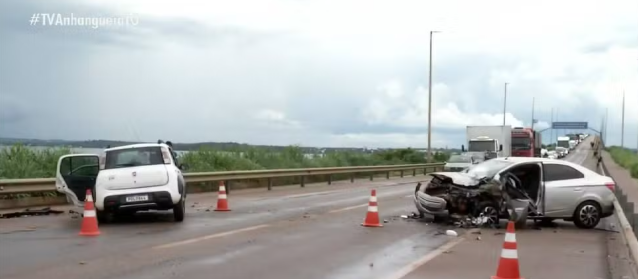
[
  {"x1": 607, "y1": 146, "x2": 638, "y2": 179},
  {"x1": 0, "y1": 144, "x2": 445, "y2": 179}
]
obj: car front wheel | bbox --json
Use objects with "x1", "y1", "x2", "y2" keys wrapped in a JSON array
[
  {"x1": 173, "y1": 197, "x2": 185, "y2": 222},
  {"x1": 573, "y1": 201, "x2": 601, "y2": 229}
]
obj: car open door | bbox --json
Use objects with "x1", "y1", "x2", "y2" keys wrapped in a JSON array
[
  {"x1": 56, "y1": 154, "x2": 100, "y2": 208},
  {"x1": 536, "y1": 162, "x2": 546, "y2": 216}
]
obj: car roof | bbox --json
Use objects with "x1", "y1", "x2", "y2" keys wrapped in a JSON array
[
  {"x1": 105, "y1": 143, "x2": 169, "y2": 152},
  {"x1": 491, "y1": 157, "x2": 600, "y2": 177}
]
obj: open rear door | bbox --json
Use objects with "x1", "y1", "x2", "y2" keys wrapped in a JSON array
[
  {"x1": 536, "y1": 162, "x2": 546, "y2": 216},
  {"x1": 56, "y1": 154, "x2": 100, "y2": 208}
]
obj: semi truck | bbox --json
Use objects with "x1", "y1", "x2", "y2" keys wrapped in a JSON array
[
  {"x1": 462, "y1": 125, "x2": 512, "y2": 161},
  {"x1": 557, "y1": 136, "x2": 571, "y2": 149},
  {"x1": 511, "y1": 127, "x2": 543, "y2": 157}
]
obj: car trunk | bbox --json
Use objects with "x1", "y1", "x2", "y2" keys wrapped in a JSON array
[{"x1": 101, "y1": 165, "x2": 169, "y2": 190}]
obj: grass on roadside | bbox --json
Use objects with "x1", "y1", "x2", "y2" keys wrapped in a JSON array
[
  {"x1": 0, "y1": 144, "x2": 450, "y2": 200},
  {"x1": 607, "y1": 146, "x2": 638, "y2": 179}
]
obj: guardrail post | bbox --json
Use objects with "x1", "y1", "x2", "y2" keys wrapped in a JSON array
[
  {"x1": 400, "y1": 170, "x2": 404, "y2": 178},
  {"x1": 632, "y1": 213, "x2": 638, "y2": 234},
  {"x1": 423, "y1": 168, "x2": 426, "y2": 175},
  {"x1": 300, "y1": 176, "x2": 305, "y2": 188},
  {"x1": 369, "y1": 173, "x2": 374, "y2": 181},
  {"x1": 350, "y1": 173, "x2": 355, "y2": 183},
  {"x1": 412, "y1": 169, "x2": 416, "y2": 176},
  {"x1": 386, "y1": 171, "x2": 390, "y2": 179},
  {"x1": 225, "y1": 180, "x2": 231, "y2": 195},
  {"x1": 267, "y1": 178, "x2": 273, "y2": 191},
  {"x1": 328, "y1": 175, "x2": 332, "y2": 185},
  {"x1": 627, "y1": 202, "x2": 635, "y2": 227}
]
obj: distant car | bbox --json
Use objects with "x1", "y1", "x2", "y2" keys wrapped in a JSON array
[
  {"x1": 444, "y1": 154, "x2": 475, "y2": 171},
  {"x1": 413, "y1": 157, "x2": 615, "y2": 229},
  {"x1": 56, "y1": 143, "x2": 187, "y2": 222},
  {"x1": 555, "y1": 147, "x2": 568, "y2": 158}
]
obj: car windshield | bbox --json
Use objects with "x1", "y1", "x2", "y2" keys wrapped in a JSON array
[
  {"x1": 104, "y1": 147, "x2": 165, "y2": 169},
  {"x1": 447, "y1": 155, "x2": 471, "y2": 163},
  {"x1": 461, "y1": 159, "x2": 514, "y2": 179},
  {"x1": 511, "y1": 137, "x2": 531, "y2": 150},
  {"x1": 468, "y1": 140, "x2": 496, "y2": 151}
]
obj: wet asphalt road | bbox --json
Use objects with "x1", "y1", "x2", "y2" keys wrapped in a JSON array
[{"x1": 0, "y1": 175, "x2": 464, "y2": 279}]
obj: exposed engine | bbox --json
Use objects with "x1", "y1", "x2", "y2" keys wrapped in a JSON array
[{"x1": 420, "y1": 175, "x2": 499, "y2": 217}]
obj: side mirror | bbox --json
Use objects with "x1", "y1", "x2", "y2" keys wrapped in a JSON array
[
  {"x1": 499, "y1": 144, "x2": 503, "y2": 151},
  {"x1": 461, "y1": 145, "x2": 465, "y2": 152}
]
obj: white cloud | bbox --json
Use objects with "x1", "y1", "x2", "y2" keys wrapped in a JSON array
[{"x1": 1, "y1": 0, "x2": 637, "y2": 149}]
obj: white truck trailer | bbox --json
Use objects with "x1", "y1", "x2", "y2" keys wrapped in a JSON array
[{"x1": 462, "y1": 125, "x2": 512, "y2": 160}]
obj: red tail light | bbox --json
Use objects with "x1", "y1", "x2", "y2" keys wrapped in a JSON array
[{"x1": 605, "y1": 182, "x2": 615, "y2": 192}]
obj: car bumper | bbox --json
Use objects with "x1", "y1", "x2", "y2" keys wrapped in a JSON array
[
  {"x1": 95, "y1": 184, "x2": 182, "y2": 211},
  {"x1": 413, "y1": 191, "x2": 448, "y2": 217}
]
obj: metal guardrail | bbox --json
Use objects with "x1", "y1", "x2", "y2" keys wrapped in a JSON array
[
  {"x1": 600, "y1": 160, "x2": 638, "y2": 269},
  {"x1": 0, "y1": 163, "x2": 445, "y2": 195}
]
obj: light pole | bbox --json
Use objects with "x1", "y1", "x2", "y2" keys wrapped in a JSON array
[
  {"x1": 621, "y1": 91, "x2": 626, "y2": 148},
  {"x1": 531, "y1": 97, "x2": 535, "y2": 130},
  {"x1": 502, "y1": 82, "x2": 508, "y2": 126},
  {"x1": 427, "y1": 30, "x2": 440, "y2": 163}
]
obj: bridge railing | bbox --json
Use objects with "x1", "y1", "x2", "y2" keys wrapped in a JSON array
[{"x1": 0, "y1": 163, "x2": 445, "y2": 195}]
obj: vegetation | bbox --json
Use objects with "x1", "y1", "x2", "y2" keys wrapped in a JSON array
[
  {"x1": 0, "y1": 143, "x2": 450, "y2": 179},
  {"x1": 607, "y1": 146, "x2": 638, "y2": 179}
]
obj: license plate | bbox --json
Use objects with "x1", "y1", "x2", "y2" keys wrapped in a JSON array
[{"x1": 125, "y1": 195, "x2": 149, "y2": 203}]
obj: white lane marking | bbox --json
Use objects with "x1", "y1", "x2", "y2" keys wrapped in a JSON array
[
  {"x1": 282, "y1": 190, "x2": 344, "y2": 199},
  {"x1": 328, "y1": 203, "x2": 368, "y2": 213},
  {"x1": 501, "y1": 248, "x2": 518, "y2": 259},
  {"x1": 405, "y1": 194, "x2": 412, "y2": 198},
  {"x1": 387, "y1": 230, "x2": 472, "y2": 279},
  {"x1": 153, "y1": 224, "x2": 270, "y2": 249}
]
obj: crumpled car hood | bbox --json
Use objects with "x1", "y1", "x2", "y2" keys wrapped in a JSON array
[
  {"x1": 444, "y1": 163, "x2": 471, "y2": 169},
  {"x1": 429, "y1": 172, "x2": 483, "y2": 187}
]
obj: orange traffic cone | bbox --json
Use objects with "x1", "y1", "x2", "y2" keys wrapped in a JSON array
[
  {"x1": 361, "y1": 189, "x2": 382, "y2": 227},
  {"x1": 492, "y1": 221, "x2": 523, "y2": 279},
  {"x1": 79, "y1": 189, "x2": 100, "y2": 236},
  {"x1": 215, "y1": 181, "x2": 231, "y2": 211}
]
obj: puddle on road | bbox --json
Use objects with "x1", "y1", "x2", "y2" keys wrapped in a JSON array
[{"x1": 322, "y1": 231, "x2": 452, "y2": 279}]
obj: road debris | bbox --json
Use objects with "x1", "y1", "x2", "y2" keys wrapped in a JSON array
[
  {"x1": 445, "y1": 230, "x2": 458, "y2": 236},
  {"x1": 0, "y1": 207, "x2": 64, "y2": 219}
]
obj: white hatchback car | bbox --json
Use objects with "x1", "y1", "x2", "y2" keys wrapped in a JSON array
[{"x1": 55, "y1": 143, "x2": 187, "y2": 222}]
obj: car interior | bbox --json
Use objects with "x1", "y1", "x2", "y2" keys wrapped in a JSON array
[
  {"x1": 59, "y1": 156, "x2": 99, "y2": 201},
  {"x1": 504, "y1": 163, "x2": 542, "y2": 203}
]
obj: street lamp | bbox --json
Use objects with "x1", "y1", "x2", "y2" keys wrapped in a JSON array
[
  {"x1": 427, "y1": 30, "x2": 440, "y2": 163},
  {"x1": 502, "y1": 82, "x2": 508, "y2": 126}
]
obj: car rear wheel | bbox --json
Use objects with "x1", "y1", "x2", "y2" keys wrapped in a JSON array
[
  {"x1": 96, "y1": 210, "x2": 110, "y2": 224},
  {"x1": 173, "y1": 197, "x2": 185, "y2": 222},
  {"x1": 573, "y1": 201, "x2": 601, "y2": 229}
]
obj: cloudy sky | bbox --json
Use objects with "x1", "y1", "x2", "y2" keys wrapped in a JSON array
[{"x1": 1, "y1": 0, "x2": 637, "y2": 148}]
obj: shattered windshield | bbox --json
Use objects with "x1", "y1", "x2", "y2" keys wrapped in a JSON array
[
  {"x1": 468, "y1": 140, "x2": 496, "y2": 151},
  {"x1": 461, "y1": 159, "x2": 514, "y2": 179}
]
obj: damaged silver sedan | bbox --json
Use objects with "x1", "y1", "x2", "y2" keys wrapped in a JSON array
[{"x1": 414, "y1": 157, "x2": 616, "y2": 229}]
